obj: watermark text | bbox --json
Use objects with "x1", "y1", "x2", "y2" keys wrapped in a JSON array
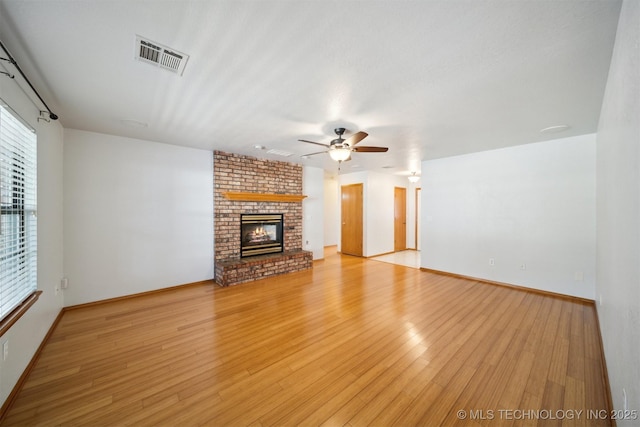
[{"x1": 456, "y1": 408, "x2": 638, "y2": 421}]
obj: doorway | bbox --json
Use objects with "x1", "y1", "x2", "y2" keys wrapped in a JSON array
[
  {"x1": 341, "y1": 183, "x2": 363, "y2": 256},
  {"x1": 394, "y1": 187, "x2": 407, "y2": 252}
]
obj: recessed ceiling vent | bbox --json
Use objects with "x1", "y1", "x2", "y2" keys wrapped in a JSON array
[{"x1": 135, "y1": 35, "x2": 189, "y2": 76}]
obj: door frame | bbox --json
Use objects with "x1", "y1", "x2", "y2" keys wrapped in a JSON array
[
  {"x1": 394, "y1": 186, "x2": 407, "y2": 252},
  {"x1": 340, "y1": 183, "x2": 363, "y2": 256}
]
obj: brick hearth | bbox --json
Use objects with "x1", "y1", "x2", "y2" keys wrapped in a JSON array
[
  {"x1": 214, "y1": 250, "x2": 312, "y2": 287},
  {"x1": 213, "y1": 151, "x2": 313, "y2": 286}
]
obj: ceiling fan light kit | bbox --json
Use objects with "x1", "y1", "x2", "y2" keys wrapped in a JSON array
[
  {"x1": 299, "y1": 127, "x2": 388, "y2": 164},
  {"x1": 329, "y1": 147, "x2": 351, "y2": 162}
]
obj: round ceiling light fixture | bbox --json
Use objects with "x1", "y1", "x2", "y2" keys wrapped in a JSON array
[
  {"x1": 328, "y1": 146, "x2": 351, "y2": 162},
  {"x1": 408, "y1": 172, "x2": 420, "y2": 183}
]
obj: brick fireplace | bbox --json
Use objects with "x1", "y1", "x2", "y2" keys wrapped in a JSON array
[{"x1": 213, "y1": 151, "x2": 313, "y2": 286}]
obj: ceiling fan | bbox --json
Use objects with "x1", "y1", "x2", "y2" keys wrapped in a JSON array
[{"x1": 299, "y1": 128, "x2": 388, "y2": 162}]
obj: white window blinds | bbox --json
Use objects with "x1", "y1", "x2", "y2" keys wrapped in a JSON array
[{"x1": 0, "y1": 101, "x2": 37, "y2": 319}]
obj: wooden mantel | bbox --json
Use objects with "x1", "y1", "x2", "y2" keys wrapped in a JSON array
[{"x1": 221, "y1": 191, "x2": 307, "y2": 203}]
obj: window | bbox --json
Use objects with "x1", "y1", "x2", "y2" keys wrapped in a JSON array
[{"x1": 0, "y1": 100, "x2": 37, "y2": 322}]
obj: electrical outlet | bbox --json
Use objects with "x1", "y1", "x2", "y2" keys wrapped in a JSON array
[
  {"x1": 520, "y1": 263, "x2": 526, "y2": 270},
  {"x1": 489, "y1": 258, "x2": 495, "y2": 266},
  {"x1": 3, "y1": 341, "x2": 8, "y2": 361},
  {"x1": 61, "y1": 277, "x2": 69, "y2": 289}
]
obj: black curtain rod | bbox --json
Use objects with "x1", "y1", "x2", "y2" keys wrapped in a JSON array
[{"x1": 0, "y1": 39, "x2": 58, "y2": 120}]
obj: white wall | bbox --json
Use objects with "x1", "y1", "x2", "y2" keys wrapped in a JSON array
[
  {"x1": 302, "y1": 166, "x2": 325, "y2": 259},
  {"x1": 63, "y1": 129, "x2": 214, "y2": 306},
  {"x1": 596, "y1": 0, "x2": 640, "y2": 422},
  {"x1": 367, "y1": 172, "x2": 399, "y2": 256},
  {"x1": 0, "y1": 64, "x2": 64, "y2": 404},
  {"x1": 323, "y1": 172, "x2": 339, "y2": 247},
  {"x1": 421, "y1": 134, "x2": 596, "y2": 299}
]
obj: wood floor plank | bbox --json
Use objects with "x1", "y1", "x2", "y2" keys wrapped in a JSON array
[
  {"x1": 0, "y1": 248, "x2": 612, "y2": 426},
  {"x1": 540, "y1": 380, "x2": 566, "y2": 427},
  {"x1": 498, "y1": 350, "x2": 537, "y2": 413},
  {"x1": 417, "y1": 364, "x2": 478, "y2": 426},
  {"x1": 338, "y1": 345, "x2": 429, "y2": 425},
  {"x1": 563, "y1": 376, "x2": 587, "y2": 427},
  {"x1": 390, "y1": 380, "x2": 446, "y2": 425},
  {"x1": 447, "y1": 362, "x2": 500, "y2": 427},
  {"x1": 318, "y1": 362, "x2": 396, "y2": 426}
]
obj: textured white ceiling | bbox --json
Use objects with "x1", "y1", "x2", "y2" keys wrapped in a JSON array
[{"x1": 0, "y1": 0, "x2": 622, "y2": 175}]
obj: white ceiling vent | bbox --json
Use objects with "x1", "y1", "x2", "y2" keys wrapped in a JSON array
[{"x1": 135, "y1": 35, "x2": 189, "y2": 76}]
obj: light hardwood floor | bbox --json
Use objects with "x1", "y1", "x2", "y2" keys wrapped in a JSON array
[{"x1": 2, "y1": 248, "x2": 611, "y2": 426}]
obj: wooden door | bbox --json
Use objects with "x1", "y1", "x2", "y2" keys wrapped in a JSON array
[
  {"x1": 394, "y1": 187, "x2": 407, "y2": 251},
  {"x1": 341, "y1": 184, "x2": 363, "y2": 256}
]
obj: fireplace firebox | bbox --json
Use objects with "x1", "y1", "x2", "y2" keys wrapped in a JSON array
[{"x1": 240, "y1": 213, "x2": 284, "y2": 258}]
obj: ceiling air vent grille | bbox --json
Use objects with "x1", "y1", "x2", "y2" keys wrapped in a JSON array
[{"x1": 135, "y1": 36, "x2": 189, "y2": 76}]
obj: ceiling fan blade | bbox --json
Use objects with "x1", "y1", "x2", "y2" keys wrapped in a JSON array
[
  {"x1": 352, "y1": 146, "x2": 388, "y2": 152},
  {"x1": 299, "y1": 139, "x2": 330, "y2": 148},
  {"x1": 301, "y1": 150, "x2": 328, "y2": 157},
  {"x1": 344, "y1": 131, "x2": 368, "y2": 146}
]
